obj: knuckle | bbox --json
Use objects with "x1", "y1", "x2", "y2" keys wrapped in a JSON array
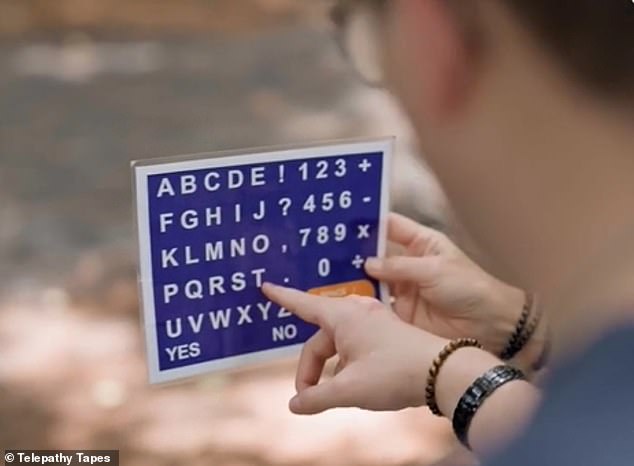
[
  {"x1": 367, "y1": 300, "x2": 385, "y2": 313},
  {"x1": 412, "y1": 231, "x2": 433, "y2": 249},
  {"x1": 347, "y1": 295, "x2": 379, "y2": 309}
]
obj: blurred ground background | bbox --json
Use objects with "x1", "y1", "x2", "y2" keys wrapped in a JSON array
[{"x1": 0, "y1": 1, "x2": 463, "y2": 465}]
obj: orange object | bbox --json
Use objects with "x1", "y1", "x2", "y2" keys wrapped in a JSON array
[{"x1": 308, "y1": 279, "x2": 376, "y2": 298}]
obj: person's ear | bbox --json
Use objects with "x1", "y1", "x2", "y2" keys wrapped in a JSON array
[{"x1": 392, "y1": 0, "x2": 473, "y2": 123}]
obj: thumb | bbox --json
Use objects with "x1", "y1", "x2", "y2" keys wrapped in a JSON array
[
  {"x1": 365, "y1": 256, "x2": 440, "y2": 285},
  {"x1": 289, "y1": 379, "x2": 351, "y2": 414}
]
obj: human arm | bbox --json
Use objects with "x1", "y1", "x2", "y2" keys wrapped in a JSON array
[
  {"x1": 262, "y1": 283, "x2": 541, "y2": 456},
  {"x1": 435, "y1": 347, "x2": 541, "y2": 456},
  {"x1": 365, "y1": 213, "x2": 547, "y2": 374}
]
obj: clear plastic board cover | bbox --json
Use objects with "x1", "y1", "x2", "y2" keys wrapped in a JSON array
[{"x1": 132, "y1": 138, "x2": 393, "y2": 383}]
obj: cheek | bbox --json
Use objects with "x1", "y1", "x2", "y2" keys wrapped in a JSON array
[
  {"x1": 382, "y1": 4, "x2": 527, "y2": 281},
  {"x1": 435, "y1": 152, "x2": 538, "y2": 285},
  {"x1": 383, "y1": 6, "x2": 427, "y2": 124}
]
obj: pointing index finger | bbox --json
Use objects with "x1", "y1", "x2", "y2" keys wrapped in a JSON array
[{"x1": 261, "y1": 283, "x2": 341, "y2": 330}]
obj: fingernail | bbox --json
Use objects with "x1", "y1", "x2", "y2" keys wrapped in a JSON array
[
  {"x1": 365, "y1": 257, "x2": 381, "y2": 271},
  {"x1": 289, "y1": 395, "x2": 300, "y2": 411}
]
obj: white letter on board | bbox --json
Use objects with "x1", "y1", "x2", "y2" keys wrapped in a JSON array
[
  {"x1": 157, "y1": 178, "x2": 175, "y2": 197},
  {"x1": 181, "y1": 175, "x2": 197, "y2": 194}
]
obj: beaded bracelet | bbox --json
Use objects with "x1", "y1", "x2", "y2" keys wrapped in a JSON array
[
  {"x1": 453, "y1": 365, "x2": 526, "y2": 450},
  {"x1": 500, "y1": 292, "x2": 540, "y2": 360},
  {"x1": 426, "y1": 338, "x2": 483, "y2": 416}
]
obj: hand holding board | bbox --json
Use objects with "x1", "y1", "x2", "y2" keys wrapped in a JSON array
[{"x1": 133, "y1": 139, "x2": 392, "y2": 383}]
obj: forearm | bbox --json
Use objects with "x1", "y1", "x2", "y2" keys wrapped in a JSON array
[{"x1": 435, "y1": 347, "x2": 542, "y2": 457}]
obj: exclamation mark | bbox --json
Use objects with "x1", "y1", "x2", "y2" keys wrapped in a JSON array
[{"x1": 278, "y1": 164, "x2": 285, "y2": 184}]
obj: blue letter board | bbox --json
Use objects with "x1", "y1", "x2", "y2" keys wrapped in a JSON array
[{"x1": 133, "y1": 139, "x2": 392, "y2": 383}]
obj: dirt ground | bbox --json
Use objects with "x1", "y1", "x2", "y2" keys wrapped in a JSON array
[
  {"x1": 0, "y1": 0, "x2": 325, "y2": 37},
  {"x1": 0, "y1": 2, "x2": 463, "y2": 464}
]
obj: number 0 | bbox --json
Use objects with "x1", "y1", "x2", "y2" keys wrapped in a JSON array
[{"x1": 318, "y1": 258, "x2": 331, "y2": 277}]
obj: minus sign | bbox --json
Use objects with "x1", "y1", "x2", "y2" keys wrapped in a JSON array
[{"x1": 363, "y1": 197, "x2": 372, "y2": 203}]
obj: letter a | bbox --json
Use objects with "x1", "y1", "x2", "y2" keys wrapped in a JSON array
[{"x1": 157, "y1": 178, "x2": 176, "y2": 198}]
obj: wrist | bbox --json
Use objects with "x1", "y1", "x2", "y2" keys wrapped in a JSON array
[
  {"x1": 461, "y1": 369, "x2": 538, "y2": 455},
  {"x1": 408, "y1": 332, "x2": 450, "y2": 408},
  {"x1": 481, "y1": 280, "x2": 526, "y2": 355},
  {"x1": 424, "y1": 338, "x2": 484, "y2": 415},
  {"x1": 452, "y1": 365, "x2": 527, "y2": 449},
  {"x1": 434, "y1": 349, "x2": 540, "y2": 455},
  {"x1": 487, "y1": 285, "x2": 549, "y2": 375},
  {"x1": 512, "y1": 302, "x2": 549, "y2": 374},
  {"x1": 434, "y1": 346, "x2": 501, "y2": 418}
]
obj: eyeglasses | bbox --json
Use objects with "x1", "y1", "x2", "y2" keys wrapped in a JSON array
[{"x1": 330, "y1": 0, "x2": 388, "y2": 87}]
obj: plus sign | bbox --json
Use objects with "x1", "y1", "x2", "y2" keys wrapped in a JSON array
[
  {"x1": 358, "y1": 159, "x2": 372, "y2": 172},
  {"x1": 351, "y1": 255, "x2": 365, "y2": 269}
]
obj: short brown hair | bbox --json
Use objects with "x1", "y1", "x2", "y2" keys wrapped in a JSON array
[{"x1": 501, "y1": 0, "x2": 634, "y2": 101}]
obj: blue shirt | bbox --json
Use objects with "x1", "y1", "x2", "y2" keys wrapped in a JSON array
[{"x1": 488, "y1": 326, "x2": 634, "y2": 466}]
